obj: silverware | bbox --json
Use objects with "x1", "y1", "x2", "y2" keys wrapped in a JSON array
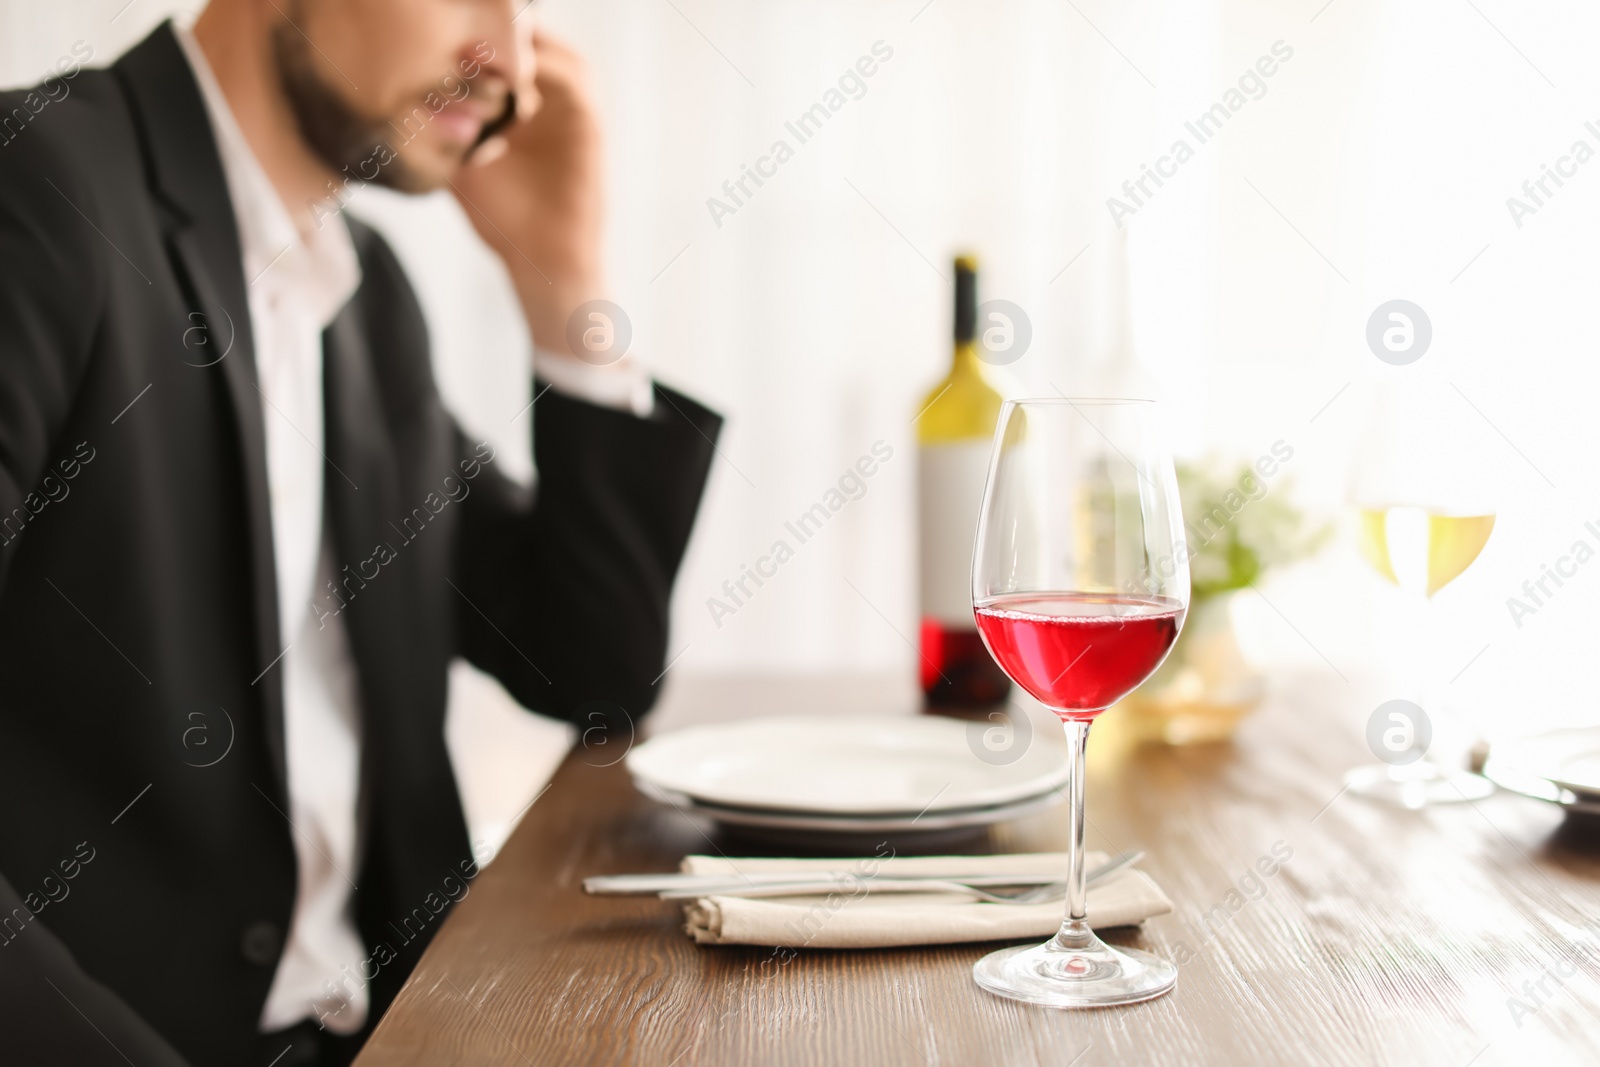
[
  {"x1": 962, "y1": 850, "x2": 1143, "y2": 906},
  {"x1": 659, "y1": 850, "x2": 1145, "y2": 904},
  {"x1": 588, "y1": 850, "x2": 1146, "y2": 905},
  {"x1": 586, "y1": 871, "x2": 1063, "y2": 895}
]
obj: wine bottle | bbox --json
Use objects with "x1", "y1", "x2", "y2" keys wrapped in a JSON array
[{"x1": 916, "y1": 255, "x2": 1013, "y2": 709}]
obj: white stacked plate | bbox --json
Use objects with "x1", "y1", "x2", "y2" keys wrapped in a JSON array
[
  {"x1": 626, "y1": 715, "x2": 1068, "y2": 844},
  {"x1": 1483, "y1": 727, "x2": 1600, "y2": 816}
]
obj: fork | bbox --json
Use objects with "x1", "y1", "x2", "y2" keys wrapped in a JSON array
[{"x1": 883, "y1": 849, "x2": 1145, "y2": 905}]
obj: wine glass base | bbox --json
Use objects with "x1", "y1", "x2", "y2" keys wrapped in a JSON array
[
  {"x1": 1344, "y1": 761, "x2": 1495, "y2": 809},
  {"x1": 973, "y1": 935, "x2": 1177, "y2": 1008}
]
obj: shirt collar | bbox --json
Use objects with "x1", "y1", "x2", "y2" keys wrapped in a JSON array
[{"x1": 174, "y1": 23, "x2": 361, "y2": 330}]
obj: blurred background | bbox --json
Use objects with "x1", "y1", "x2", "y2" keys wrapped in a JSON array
[{"x1": 6, "y1": 0, "x2": 1598, "y2": 845}]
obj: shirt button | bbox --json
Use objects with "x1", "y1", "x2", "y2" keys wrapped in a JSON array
[{"x1": 240, "y1": 920, "x2": 282, "y2": 966}]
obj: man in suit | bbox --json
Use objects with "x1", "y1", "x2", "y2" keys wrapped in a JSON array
[{"x1": 0, "y1": 2, "x2": 719, "y2": 1063}]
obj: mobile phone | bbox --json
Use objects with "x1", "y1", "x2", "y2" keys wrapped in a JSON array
[{"x1": 471, "y1": 92, "x2": 519, "y2": 155}]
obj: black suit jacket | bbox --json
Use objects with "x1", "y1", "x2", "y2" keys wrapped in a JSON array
[{"x1": 0, "y1": 22, "x2": 717, "y2": 1065}]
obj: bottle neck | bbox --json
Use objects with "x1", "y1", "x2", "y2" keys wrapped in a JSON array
[{"x1": 951, "y1": 339, "x2": 984, "y2": 377}]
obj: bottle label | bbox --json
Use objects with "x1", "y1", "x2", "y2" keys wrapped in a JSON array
[{"x1": 917, "y1": 440, "x2": 992, "y2": 628}]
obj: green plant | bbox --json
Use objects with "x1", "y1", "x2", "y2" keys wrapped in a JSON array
[{"x1": 1178, "y1": 460, "x2": 1330, "y2": 602}]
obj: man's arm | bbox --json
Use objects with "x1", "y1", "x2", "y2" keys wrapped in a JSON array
[
  {"x1": 0, "y1": 109, "x2": 104, "y2": 590},
  {"x1": 441, "y1": 23, "x2": 722, "y2": 728},
  {"x1": 0, "y1": 93, "x2": 187, "y2": 1065},
  {"x1": 452, "y1": 384, "x2": 720, "y2": 727},
  {"x1": 0, "y1": 873, "x2": 188, "y2": 1066}
]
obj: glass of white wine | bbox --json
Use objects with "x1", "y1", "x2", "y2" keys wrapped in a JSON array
[{"x1": 1345, "y1": 387, "x2": 1497, "y2": 806}]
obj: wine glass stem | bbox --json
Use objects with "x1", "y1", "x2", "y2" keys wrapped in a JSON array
[
  {"x1": 1403, "y1": 585, "x2": 1432, "y2": 707},
  {"x1": 1052, "y1": 718, "x2": 1093, "y2": 951}
]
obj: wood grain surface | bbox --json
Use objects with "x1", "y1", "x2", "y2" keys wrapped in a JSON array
[{"x1": 354, "y1": 673, "x2": 1600, "y2": 1067}]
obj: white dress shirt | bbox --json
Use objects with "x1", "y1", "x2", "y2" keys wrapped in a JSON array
[{"x1": 175, "y1": 27, "x2": 651, "y2": 1034}]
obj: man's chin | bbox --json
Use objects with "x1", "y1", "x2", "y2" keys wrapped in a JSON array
[{"x1": 381, "y1": 142, "x2": 471, "y2": 194}]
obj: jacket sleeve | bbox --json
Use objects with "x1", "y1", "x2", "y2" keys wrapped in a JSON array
[
  {"x1": 0, "y1": 873, "x2": 189, "y2": 1066},
  {"x1": 453, "y1": 381, "x2": 720, "y2": 730},
  {"x1": 0, "y1": 93, "x2": 187, "y2": 1067},
  {"x1": 0, "y1": 95, "x2": 104, "y2": 591}
]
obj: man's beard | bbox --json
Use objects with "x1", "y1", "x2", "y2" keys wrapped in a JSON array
[{"x1": 269, "y1": 15, "x2": 433, "y2": 194}]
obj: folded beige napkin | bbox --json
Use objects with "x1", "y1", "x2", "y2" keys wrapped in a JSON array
[{"x1": 681, "y1": 851, "x2": 1171, "y2": 949}]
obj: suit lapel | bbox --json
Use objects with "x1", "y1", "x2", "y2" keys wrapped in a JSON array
[{"x1": 115, "y1": 23, "x2": 290, "y2": 802}]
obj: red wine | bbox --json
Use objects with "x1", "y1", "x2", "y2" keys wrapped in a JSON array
[
  {"x1": 919, "y1": 620, "x2": 1012, "y2": 708},
  {"x1": 974, "y1": 593, "x2": 1184, "y2": 718}
]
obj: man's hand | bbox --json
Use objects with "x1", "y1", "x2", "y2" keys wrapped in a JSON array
[{"x1": 452, "y1": 30, "x2": 605, "y2": 357}]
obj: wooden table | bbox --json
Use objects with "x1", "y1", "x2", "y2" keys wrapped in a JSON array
[{"x1": 355, "y1": 672, "x2": 1600, "y2": 1067}]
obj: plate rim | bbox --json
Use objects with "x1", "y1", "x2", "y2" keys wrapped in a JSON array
[
  {"x1": 626, "y1": 714, "x2": 1068, "y2": 816},
  {"x1": 1485, "y1": 727, "x2": 1600, "y2": 809},
  {"x1": 662, "y1": 787, "x2": 1068, "y2": 832}
]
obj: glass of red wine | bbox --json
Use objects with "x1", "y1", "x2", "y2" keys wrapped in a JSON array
[{"x1": 970, "y1": 398, "x2": 1189, "y2": 1007}]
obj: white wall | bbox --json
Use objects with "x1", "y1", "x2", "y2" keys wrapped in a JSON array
[{"x1": 5, "y1": 0, "x2": 1599, "y2": 750}]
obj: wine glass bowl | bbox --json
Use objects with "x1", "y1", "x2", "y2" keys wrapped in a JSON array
[
  {"x1": 974, "y1": 593, "x2": 1186, "y2": 715},
  {"x1": 969, "y1": 399, "x2": 1189, "y2": 1007}
]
